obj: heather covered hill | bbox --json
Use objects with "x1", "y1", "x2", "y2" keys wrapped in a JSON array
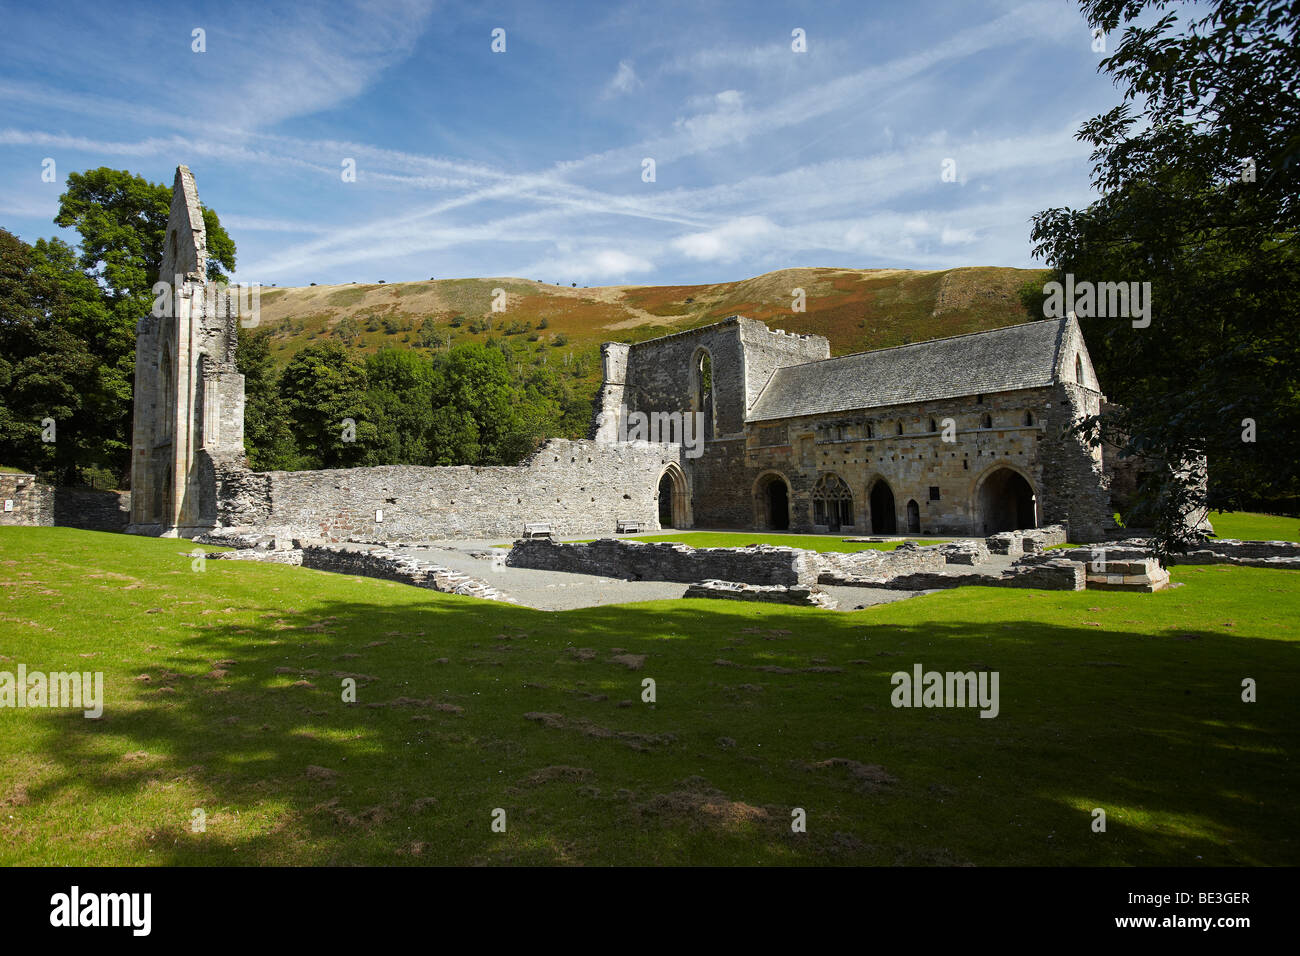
[{"x1": 254, "y1": 265, "x2": 1047, "y2": 367}]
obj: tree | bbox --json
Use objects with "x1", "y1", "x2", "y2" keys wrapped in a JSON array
[
  {"x1": 1029, "y1": 0, "x2": 1299, "y2": 554},
  {"x1": 0, "y1": 230, "x2": 126, "y2": 483},
  {"x1": 278, "y1": 342, "x2": 375, "y2": 468},
  {"x1": 430, "y1": 343, "x2": 520, "y2": 465},
  {"x1": 362, "y1": 347, "x2": 437, "y2": 465},
  {"x1": 236, "y1": 327, "x2": 296, "y2": 471},
  {"x1": 54, "y1": 167, "x2": 236, "y2": 316}
]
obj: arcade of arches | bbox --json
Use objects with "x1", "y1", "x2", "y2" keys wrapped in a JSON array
[{"x1": 738, "y1": 468, "x2": 1042, "y2": 537}]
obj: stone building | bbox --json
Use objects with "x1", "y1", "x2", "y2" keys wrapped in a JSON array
[
  {"x1": 126, "y1": 166, "x2": 1117, "y2": 543},
  {"x1": 602, "y1": 314, "x2": 1115, "y2": 541}
]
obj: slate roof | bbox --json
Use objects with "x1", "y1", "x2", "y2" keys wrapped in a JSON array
[{"x1": 748, "y1": 318, "x2": 1067, "y2": 422}]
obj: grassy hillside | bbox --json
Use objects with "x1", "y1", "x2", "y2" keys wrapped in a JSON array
[
  {"x1": 253, "y1": 266, "x2": 1046, "y2": 373},
  {"x1": 1, "y1": 526, "x2": 1295, "y2": 866}
]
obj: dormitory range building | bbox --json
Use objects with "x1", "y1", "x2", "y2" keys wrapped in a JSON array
[{"x1": 118, "y1": 166, "x2": 1124, "y2": 544}]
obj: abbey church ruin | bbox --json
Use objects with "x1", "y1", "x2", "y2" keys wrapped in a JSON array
[{"x1": 125, "y1": 167, "x2": 1121, "y2": 545}]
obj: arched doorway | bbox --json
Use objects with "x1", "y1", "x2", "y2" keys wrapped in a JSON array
[
  {"x1": 869, "y1": 479, "x2": 896, "y2": 534},
  {"x1": 906, "y1": 499, "x2": 920, "y2": 534},
  {"x1": 657, "y1": 464, "x2": 691, "y2": 529},
  {"x1": 753, "y1": 472, "x2": 791, "y2": 530},
  {"x1": 976, "y1": 467, "x2": 1037, "y2": 534}
]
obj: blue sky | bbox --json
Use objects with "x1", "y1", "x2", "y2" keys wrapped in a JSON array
[{"x1": 0, "y1": 0, "x2": 1122, "y2": 287}]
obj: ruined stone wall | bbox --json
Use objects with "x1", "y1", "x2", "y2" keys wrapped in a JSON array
[
  {"x1": 218, "y1": 438, "x2": 682, "y2": 541},
  {"x1": 622, "y1": 320, "x2": 749, "y2": 437},
  {"x1": 592, "y1": 343, "x2": 629, "y2": 441},
  {"x1": 52, "y1": 487, "x2": 131, "y2": 532},
  {"x1": 743, "y1": 387, "x2": 1057, "y2": 535},
  {"x1": 736, "y1": 318, "x2": 830, "y2": 413},
  {"x1": 686, "y1": 436, "x2": 750, "y2": 528},
  {"x1": 128, "y1": 166, "x2": 244, "y2": 537},
  {"x1": 1037, "y1": 382, "x2": 1113, "y2": 541},
  {"x1": 0, "y1": 475, "x2": 51, "y2": 526},
  {"x1": 0, "y1": 475, "x2": 129, "y2": 531}
]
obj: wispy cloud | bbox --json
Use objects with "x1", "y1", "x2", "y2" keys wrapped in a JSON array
[{"x1": 0, "y1": 0, "x2": 1107, "y2": 286}]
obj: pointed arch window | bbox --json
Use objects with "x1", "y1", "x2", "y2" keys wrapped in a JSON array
[
  {"x1": 694, "y1": 349, "x2": 714, "y2": 440},
  {"x1": 813, "y1": 473, "x2": 854, "y2": 527}
]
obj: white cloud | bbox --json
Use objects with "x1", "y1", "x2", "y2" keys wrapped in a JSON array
[
  {"x1": 522, "y1": 247, "x2": 655, "y2": 282},
  {"x1": 603, "y1": 60, "x2": 641, "y2": 99},
  {"x1": 672, "y1": 216, "x2": 780, "y2": 262}
]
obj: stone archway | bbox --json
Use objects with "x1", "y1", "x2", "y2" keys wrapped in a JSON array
[
  {"x1": 869, "y1": 478, "x2": 897, "y2": 534},
  {"x1": 974, "y1": 465, "x2": 1037, "y2": 534},
  {"x1": 753, "y1": 471, "x2": 791, "y2": 531},
  {"x1": 657, "y1": 463, "x2": 691, "y2": 529}
]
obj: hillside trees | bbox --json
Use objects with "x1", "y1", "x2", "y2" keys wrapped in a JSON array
[
  {"x1": 243, "y1": 339, "x2": 564, "y2": 470},
  {"x1": 278, "y1": 342, "x2": 375, "y2": 469},
  {"x1": 236, "y1": 327, "x2": 298, "y2": 471}
]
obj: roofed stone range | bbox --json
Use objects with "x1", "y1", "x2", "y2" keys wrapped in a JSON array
[{"x1": 748, "y1": 318, "x2": 1068, "y2": 422}]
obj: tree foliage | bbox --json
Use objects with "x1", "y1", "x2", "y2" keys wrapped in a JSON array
[
  {"x1": 0, "y1": 230, "x2": 130, "y2": 483},
  {"x1": 0, "y1": 168, "x2": 238, "y2": 486},
  {"x1": 1029, "y1": 0, "x2": 1299, "y2": 553}
]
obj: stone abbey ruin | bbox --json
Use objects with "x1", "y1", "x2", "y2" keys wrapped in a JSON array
[
  {"x1": 10, "y1": 166, "x2": 1292, "y2": 607},
  {"x1": 129, "y1": 167, "x2": 1117, "y2": 546}
]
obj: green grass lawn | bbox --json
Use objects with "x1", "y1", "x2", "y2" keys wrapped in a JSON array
[
  {"x1": 1207, "y1": 511, "x2": 1300, "y2": 542},
  {"x1": 1, "y1": 527, "x2": 1296, "y2": 866},
  {"x1": 576, "y1": 531, "x2": 948, "y2": 552}
]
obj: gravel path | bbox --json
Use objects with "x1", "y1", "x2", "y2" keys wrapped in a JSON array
[{"x1": 362, "y1": 538, "x2": 943, "y2": 612}]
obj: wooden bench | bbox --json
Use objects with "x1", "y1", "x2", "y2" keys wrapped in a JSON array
[
  {"x1": 616, "y1": 520, "x2": 642, "y2": 534},
  {"x1": 523, "y1": 522, "x2": 554, "y2": 539}
]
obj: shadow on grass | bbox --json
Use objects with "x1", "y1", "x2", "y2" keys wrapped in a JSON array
[{"x1": 19, "y1": 585, "x2": 1300, "y2": 866}]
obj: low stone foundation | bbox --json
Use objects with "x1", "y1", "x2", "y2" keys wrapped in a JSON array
[
  {"x1": 812, "y1": 541, "x2": 949, "y2": 579},
  {"x1": 986, "y1": 524, "x2": 1068, "y2": 557},
  {"x1": 683, "y1": 579, "x2": 837, "y2": 608},
  {"x1": 507, "y1": 537, "x2": 821, "y2": 586},
  {"x1": 1041, "y1": 538, "x2": 1300, "y2": 570},
  {"x1": 207, "y1": 542, "x2": 512, "y2": 602},
  {"x1": 822, "y1": 556, "x2": 1084, "y2": 592}
]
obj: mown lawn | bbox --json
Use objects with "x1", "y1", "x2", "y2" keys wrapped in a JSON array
[
  {"x1": 0, "y1": 527, "x2": 1295, "y2": 866},
  {"x1": 583, "y1": 532, "x2": 948, "y2": 552},
  {"x1": 1207, "y1": 511, "x2": 1299, "y2": 543}
]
